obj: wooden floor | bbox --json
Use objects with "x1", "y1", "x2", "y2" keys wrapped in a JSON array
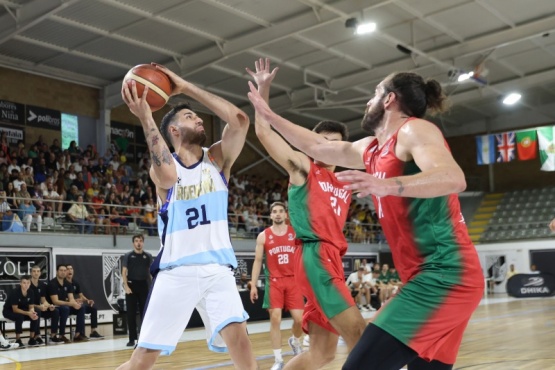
[{"x1": 0, "y1": 296, "x2": 553, "y2": 369}]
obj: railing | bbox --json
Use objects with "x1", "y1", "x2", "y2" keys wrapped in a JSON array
[{"x1": 0, "y1": 196, "x2": 385, "y2": 242}]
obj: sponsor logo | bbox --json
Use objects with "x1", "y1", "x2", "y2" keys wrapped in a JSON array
[
  {"x1": 524, "y1": 277, "x2": 544, "y2": 287},
  {"x1": 520, "y1": 287, "x2": 549, "y2": 294}
]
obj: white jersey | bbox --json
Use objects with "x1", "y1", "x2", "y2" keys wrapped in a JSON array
[{"x1": 157, "y1": 148, "x2": 237, "y2": 270}]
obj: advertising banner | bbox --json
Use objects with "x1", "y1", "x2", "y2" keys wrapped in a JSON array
[
  {"x1": 26, "y1": 105, "x2": 61, "y2": 131},
  {"x1": 507, "y1": 273, "x2": 555, "y2": 298},
  {"x1": 0, "y1": 125, "x2": 25, "y2": 145},
  {"x1": 0, "y1": 250, "x2": 51, "y2": 303},
  {"x1": 0, "y1": 100, "x2": 25, "y2": 125}
]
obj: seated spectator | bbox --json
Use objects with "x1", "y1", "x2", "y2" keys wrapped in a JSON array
[
  {"x1": 47, "y1": 264, "x2": 87, "y2": 343},
  {"x1": 50, "y1": 138, "x2": 62, "y2": 155},
  {"x1": 108, "y1": 205, "x2": 129, "y2": 235},
  {"x1": 66, "y1": 264, "x2": 103, "y2": 339},
  {"x1": 236, "y1": 272, "x2": 251, "y2": 290},
  {"x1": 346, "y1": 267, "x2": 375, "y2": 311},
  {"x1": 72, "y1": 172, "x2": 86, "y2": 191},
  {"x1": 67, "y1": 195, "x2": 95, "y2": 234},
  {"x1": 2, "y1": 275, "x2": 41, "y2": 347},
  {"x1": 12, "y1": 171, "x2": 25, "y2": 191},
  {"x1": 18, "y1": 197, "x2": 42, "y2": 232},
  {"x1": 67, "y1": 140, "x2": 82, "y2": 161},
  {"x1": 0, "y1": 150, "x2": 8, "y2": 166},
  {"x1": 15, "y1": 182, "x2": 30, "y2": 208},
  {"x1": 43, "y1": 181, "x2": 63, "y2": 218},
  {"x1": 140, "y1": 199, "x2": 157, "y2": 236},
  {"x1": 29, "y1": 264, "x2": 60, "y2": 344},
  {"x1": 124, "y1": 195, "x2": 141, "y2": 225}
]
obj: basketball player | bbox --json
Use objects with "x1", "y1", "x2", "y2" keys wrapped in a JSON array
[
  {"x1": 250, "y1": 201, "x2": 304, "y2": 370},
  {"x1": 248, "y1": 70, "x2": 484, "y2": 370},
  {"x1": 247, "y1": 59, "x2": 366, "y2": 370},
  {"x1": 118, "y1": 64, "x2": 257, "y2": 370}
]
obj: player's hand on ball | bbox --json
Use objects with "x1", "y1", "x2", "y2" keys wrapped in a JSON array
[
  {"x1": 152, "y1": 63, "x2": 185, "y2": 96},
  {"x1": 122, "y1": 80, "x2": 152, "y2": 121}
]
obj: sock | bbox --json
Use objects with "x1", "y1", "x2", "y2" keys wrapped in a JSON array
[
  {"x1": 293, "y1": 335, "x2": 301, "y2": 343},
  {"x1": 274, "y1": 349, "x2": 283, "y2": 362}
]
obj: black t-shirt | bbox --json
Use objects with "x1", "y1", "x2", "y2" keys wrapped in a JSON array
[
  {"x1": 3, "y1": 288, "x2": 35, "y2": 314},
  {"x1": 46, "y1": 278, "x2": 74, "y2": 304},
  {"x1": 29, "y1": 280, "x2": 48, "y2": 305},
  {"x1": 68, "y1": 279, "x2": 81, "y2": 296},
  {"x1": 122, "y1": 251, "x2": 153, "y2": 281}
]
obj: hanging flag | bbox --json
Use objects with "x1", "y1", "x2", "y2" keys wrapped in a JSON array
[
  {"x1": 537, "y1": 126, "x2": 555, "y2": 171},
  {"x1": 476, "y1": 134, "x2": 495, "y2": 165},
  {"x1": 515, "y1": 129, "x2": 537, "y2": 160},
  {"x1": 495, "y1": 131, "x2": 515, "y2": 162}
]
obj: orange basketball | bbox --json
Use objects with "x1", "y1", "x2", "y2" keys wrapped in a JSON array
[{"x1": 123, "y1": 64, "x2": 172, "y2": 112}]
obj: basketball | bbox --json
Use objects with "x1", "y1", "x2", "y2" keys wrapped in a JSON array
[{"x1": 123, "y1": 64, "x2": 172, "y2": 112}]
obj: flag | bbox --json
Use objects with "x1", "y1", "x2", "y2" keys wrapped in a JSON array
[
  {"x1": 515, "y1": 129, "x2": 537, "y2": 160},
  {"x1": 476, "y1": 134, "x2": 495, "y2": 165},
  {"x1": 538, "y1": 126, "x2": 555, "y2": 171},
  {"x1": 495, "y1": 131, "x2": 515, "y2": 162}
]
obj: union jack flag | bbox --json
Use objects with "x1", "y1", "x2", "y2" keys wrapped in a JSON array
[{"x1": 496, "y1": 132, "x2": 515, "y2": 162}]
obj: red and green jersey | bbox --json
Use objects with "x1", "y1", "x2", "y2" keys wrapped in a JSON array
[
  {"x1": 263, "y1": 225, "x2": 297, "y2": 278},
  {"x1": 288, "y1": 161, "x2": 351, "y2": 253},
  {"x1": 363, "y1": 118, "x2": 483, "y2": 284}
]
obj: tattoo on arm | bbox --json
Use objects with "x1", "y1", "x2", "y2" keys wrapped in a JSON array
[
  {"x1": 151, "y1": 151, "x2": 161, "y2": 167},
  {"x1": 161, "y1": 148, "x2": 173, "y2": 165},
  {"x1": 395, "y1": 178, "x2": 404, "y2": 195},
  {"x1": 145, "y1": 128, "x2": 156, "y2": 139},
  {"x1": 150, "y1": 135, "x2": 159, "y2": 146}
]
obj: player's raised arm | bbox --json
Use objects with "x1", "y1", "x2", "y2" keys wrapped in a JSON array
[
  {"x1": 247, "y1": 58, "x2": 310, "y2": 185},
  {"x1": 122, "y1": 81, "x2": 176, "y2": 190},
  {"x1": 248, "y1": 81, "x2": 369, "y2": 170},
  {"x1": 154, "y1": 64, "x2": 249, "y2": 177}
]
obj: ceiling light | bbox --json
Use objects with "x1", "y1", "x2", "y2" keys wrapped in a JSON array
[
  {"x1": 502, "y1": 93, "x2": 521, "y2": 105},
  {"x1": 457, "y1": 71, "x2": 474, "y2": 82},
  {"x1": 355, "y1": 22, "x2": 376, "y2": 35},
  {"x1": 345, "y1": 17, "x2": 376, "y2": 35}
]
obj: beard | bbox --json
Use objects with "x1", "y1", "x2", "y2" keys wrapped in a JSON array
[
  {"x1": 361, "y1": 99, "x2": 385, "y2": 134},
  {"x1": 272, "y1": 219, "x2": 284, "y2": 225},
  {"x1": 182, "y1": 126, "x2": 207, "y2": 146}
]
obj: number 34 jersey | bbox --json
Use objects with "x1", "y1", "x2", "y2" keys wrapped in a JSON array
[
  {"x1": 288, "y1": 161, "x2": 352, "y2": 254},
  {"x1": 264, "y1": 225, "x2": 298, "y2": 278},
  {"x1": 157, "y1": 148, "x2": 237, "y2": 270}
]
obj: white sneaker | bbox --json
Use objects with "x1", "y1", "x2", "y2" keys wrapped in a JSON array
[
  {"x1": 338, "y1": 336, "x2": 346, "y2": 346},
  {"x1": 270, "y1": 360, "x2": 284, "y2": 370},
  {"x1": 302, "y1": 335, "x2": 310, "y2": 347},
  {"x1": 0, "y1": 342, "x2": 19, "y2": 350},
  {"x1": 288, "y1": 336, "x2": 302, "y2": 356}
]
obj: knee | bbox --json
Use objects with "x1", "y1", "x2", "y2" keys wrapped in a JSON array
[{"x1": 312, "y1": 350, "x2": 335, "y2": 367}]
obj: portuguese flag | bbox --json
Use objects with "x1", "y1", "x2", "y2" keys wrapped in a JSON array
[{"x1": 515, "y1": 129, "x2": 537, "y2": 160}]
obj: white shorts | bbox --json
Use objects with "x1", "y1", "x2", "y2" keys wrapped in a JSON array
[{"x1": 138, "y1": 264, "x2": 249, "y2": 355}]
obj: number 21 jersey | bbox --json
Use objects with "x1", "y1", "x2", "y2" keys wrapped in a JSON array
[
  {"x1": 288, "y1": 161, "x2": 352, "y2": 254},
  {"x1": 158, "y1": 148, "x2": 237, "y2": 270}
]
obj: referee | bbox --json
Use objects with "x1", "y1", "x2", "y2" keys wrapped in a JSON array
[{"x1": 122, "y1": 234, "x2": 153, "y2": 347}]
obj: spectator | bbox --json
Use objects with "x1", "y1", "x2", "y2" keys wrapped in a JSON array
[
  {"x1": 29, "y1": 264, "x2": 61, "y2": 344},
  {"x1": 2, "y1": 275, "x2": 40, "y2": 347},
  {"x1": 530, "y1": 264, "x2": 540, "y2": 274},
  {"x1": 19, "y1": 197, "x2": 42, "y2": 232},
  {"x1": 66, "y1": 264, "x2": 103, "y2": 339},
  {"x1": 346, "y1": 267, "x2": 374, "y2": 311},
  {"x1": 50, "y1": 138, "x2": 62, "y2": 155},
  {"x1": 140, "y1": 199, "x2": 157, "y2": 236},
  {"x1": 43, "y1": 181, "x2": 63, "y2": 217},
  {"x1": 237, "y1": 272, "x2": 250, "y2": 290},
  {"x1": 507, "y1": 264, "x2": 518, "y2": 279},
  {"x1": 67, "y1": 195, "x2": 95, "y2": 234},
  {"x1": 12, "y1": 171, "x2": 25, "y2": 191},
  {"x1": 47, "y1": 264, "x2": 86, "y2": 343},
  {"x1": 67, "y1": 140, "x2": 81, "y2": 160}
]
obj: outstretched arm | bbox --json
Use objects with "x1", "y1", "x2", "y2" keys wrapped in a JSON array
[
  {"x1": 248, "y1": 83, "x2": 369, "y2": 170},
  {"x1": 337, "y1": 119, "x2": 466, "y2": 198},
  {"x1": 154, "y1": 64, "x2": 249, "y2": 177},
  {"x1": 246, "y1": 58, "x2": 309, "y2": 185},
  {"x1": 122, "y1": 81, "x2": 176, "y2": 190}
]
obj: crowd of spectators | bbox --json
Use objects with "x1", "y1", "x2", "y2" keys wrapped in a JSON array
[
  {"x1": 0, "y1": 132, "x2": 156, "y2": 235},
  {"x1": 227, "y1": 174, "x2": 383, "y2": 243},
  {"x1": 0, "y1": 133, "x2": 383, "y2": 242}
]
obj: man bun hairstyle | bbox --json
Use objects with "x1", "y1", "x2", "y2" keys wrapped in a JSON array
[
  {"x1": 384, "y1": 72, "x2": 449, "y2": 118},
  {"x1": 313, "y1": 120, "x2": 349, "y2": 141}
]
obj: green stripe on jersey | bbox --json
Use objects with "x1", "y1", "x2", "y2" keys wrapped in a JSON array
[
  {"x1": 302, "y1": 242, "x2": 350, "y2": 319},
  {"x1": 288, "y1": 182, "x2": 318, "y2": 241}
]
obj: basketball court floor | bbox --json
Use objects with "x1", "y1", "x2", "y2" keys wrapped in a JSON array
[{"x1": 0, "y1": 295, "x2": 553, "y2": 369}]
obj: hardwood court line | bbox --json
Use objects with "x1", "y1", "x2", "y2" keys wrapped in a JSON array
[
  {"x1": 0, "y1": 354, "x2": 20, "y2": 370},
  {"x1": 189, "y1": 351, "x2": 295, "y2": 370}
]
